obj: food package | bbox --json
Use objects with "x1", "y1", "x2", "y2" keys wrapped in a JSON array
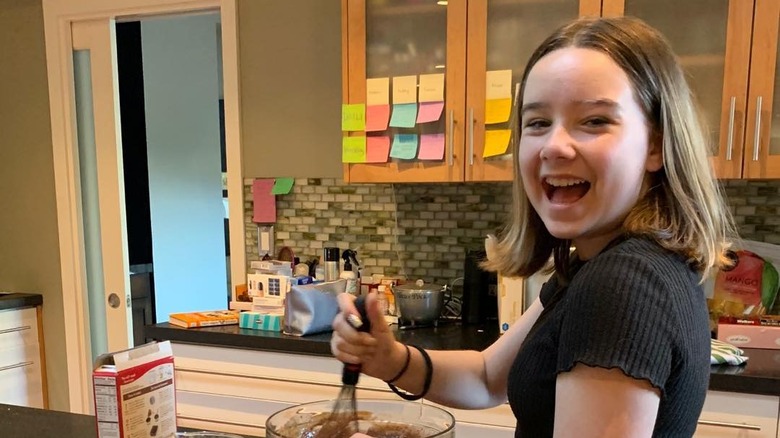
[
  {"x1": 708, "y1": 250, "x2": 780, "y2": 328},
  {"x1": 92, "y1": 341, "x2": 176, "y2": 438}
]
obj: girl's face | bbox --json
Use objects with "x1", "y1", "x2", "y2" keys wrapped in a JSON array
[{"x1": 518, "y1": 47, "x2": 663, "y2": 259}]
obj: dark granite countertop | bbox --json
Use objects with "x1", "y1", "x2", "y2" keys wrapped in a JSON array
[
  {"x1": 0, "y1": 403, "x2": 251, "y2": 438},
  {"x1": 146, "y1": 321, "x2": 780, "y2": 397},
  {"x1": 0, "y1": 293, "x2": 42, "y2": 311}
]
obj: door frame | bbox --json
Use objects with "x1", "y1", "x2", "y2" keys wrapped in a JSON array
[{"x1": 42, "y1": 0, "x2": 246, "y2": 413}]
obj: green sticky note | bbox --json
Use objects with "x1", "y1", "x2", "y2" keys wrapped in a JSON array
[
  {"x1": 342, "y1": 136, "x2": 367, "y2": 163},
  {"x1": 390, "y1": 134, "x2": 418, "y2": 159},
  {"x1": 342, "y1": 104, "x2": 366, "y2": 131},
  {"x1": 271, "y1": 177, "x2": 294, "y2": 195}
]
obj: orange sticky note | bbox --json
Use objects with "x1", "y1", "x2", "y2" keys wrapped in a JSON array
[
  {"x1": 484, "y1": 129, "x2": 512, "y2": 157},
  {"x1": 366, "y1": 136, "x2": 391, "y2": 163},
  {"x1": 418, "y1": 134, "x2": 445, "y2": 161},
  {"x1": 366, "y1": 105, "x2": 390, "y2": 132}
]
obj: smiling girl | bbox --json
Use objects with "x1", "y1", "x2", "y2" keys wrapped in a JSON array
[{"x1": 332, "y1": 16, "x2": 736, "y2": 438}]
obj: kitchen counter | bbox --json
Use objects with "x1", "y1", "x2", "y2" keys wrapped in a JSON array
[
  {"x1": 0, "y1": 292, "x2": 42, "y2": 311},
  {"x1": 0, "y1": 403, "x2": 249, "y2": 438},
  {"x1": 146, "y1": 321, "x2": 780, "y2": 397}
]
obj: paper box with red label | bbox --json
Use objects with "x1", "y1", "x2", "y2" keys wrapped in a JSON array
[
  {"x1": 717, "y1": 317, "x2": 780, "y2": 350},
  {"x1": 92, "y1": 341, "x2": 176, "y2": 438}
]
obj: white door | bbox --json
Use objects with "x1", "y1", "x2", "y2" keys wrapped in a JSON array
[{"x1": 71, "y1": 18, "x2": 134, "y2": 359}]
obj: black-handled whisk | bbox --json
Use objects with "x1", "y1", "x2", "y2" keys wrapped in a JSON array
[{"x1": 318, "y1": 296, "x2": 372, "y2": 437}]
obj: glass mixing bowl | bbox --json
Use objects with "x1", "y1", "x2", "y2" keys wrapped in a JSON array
[{"x1": 266, "y1": 399, "x2": 455, "y2": 438}]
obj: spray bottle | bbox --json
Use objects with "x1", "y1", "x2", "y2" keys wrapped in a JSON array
[{"x1": 340, "y1": 249, "x2": 360, "y2": 295}]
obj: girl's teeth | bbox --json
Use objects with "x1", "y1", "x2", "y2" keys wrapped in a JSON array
[{"x1": 546, "y1": 178, "x2": 585, "y2": 187}]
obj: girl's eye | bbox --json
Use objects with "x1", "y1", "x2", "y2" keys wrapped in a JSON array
[
  {"x1": 583, "y1": 117, "x2": 610, "y2": 127},
  {"x1": 523, "y1": 119, "x2": 550, "y2": 130}
]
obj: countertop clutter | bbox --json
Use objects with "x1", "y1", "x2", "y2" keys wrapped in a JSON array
[{"x1": 145, "y1": 322, "x2": 780, "y2": 397}]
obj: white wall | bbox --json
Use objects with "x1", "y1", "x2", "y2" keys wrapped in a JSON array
[{"x1": 141, "y1": 13, "x2": 227, "y2": 321}]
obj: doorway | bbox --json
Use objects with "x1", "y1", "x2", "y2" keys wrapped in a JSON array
[{"x1": 115, "y1": 13, "x2": 230, "y2": 346}]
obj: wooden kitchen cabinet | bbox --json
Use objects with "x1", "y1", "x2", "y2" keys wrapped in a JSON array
[
  {"x1": 342, "y1": 0, "x2": 597, "y2": 183},
  {"x1": 607, "y1": 0, "x2": 780, "y2": 179}
]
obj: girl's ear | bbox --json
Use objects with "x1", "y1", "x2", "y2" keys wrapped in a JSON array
[{"x1": 645, "y1": 131, "x2": 663, "y2": 172}]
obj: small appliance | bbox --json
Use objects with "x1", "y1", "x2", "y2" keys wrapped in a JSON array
[{"x1": 461, "y1": 249, "x2": 498, "y2": 325}]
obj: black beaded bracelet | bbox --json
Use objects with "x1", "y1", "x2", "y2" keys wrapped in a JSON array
[
  {"x1": 387, "y1": 344, "x2": 433, "y2": 401},
  {"x1": 384, "y1": 343, "x2": 411, "y2": 385}
]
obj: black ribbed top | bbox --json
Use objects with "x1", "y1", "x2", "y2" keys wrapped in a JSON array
[{"x1": 507, "y1": 237, "x2": 710, "y2": 437}]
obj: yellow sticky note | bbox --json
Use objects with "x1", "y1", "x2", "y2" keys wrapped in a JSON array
[
  {"x1": 342, "y1": 136, "x2": 367, "y2": 163},
  {"x1": 342, "y1": 104, "x2": 365, "y2": 131},
  {"x1": 485, "y1": 98, "x2": 512, "y2": 124},
  {"x1": 418, "y1": 73, "x2": 444, "y2": 103},
  {"x1": 393, "y1": 75, "x2": 417, "y2": 104},
  {"x1": 367, "y1": 78, "x2": 390, "y2": 106},
  {"x1": 484, "y1": 129, "x2": 512, "y2": 158},
  {"x1": 486, "y1": 70, "x2": 512, "y2": 100}
]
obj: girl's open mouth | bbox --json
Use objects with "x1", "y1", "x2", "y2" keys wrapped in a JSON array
[{"x1": 543, "y1": 177, "x2": 591, "y2": 204}]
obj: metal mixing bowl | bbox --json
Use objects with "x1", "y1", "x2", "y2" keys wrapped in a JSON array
[{"x1": 392, "y1": 280, "x2": 450, "y2": 327}]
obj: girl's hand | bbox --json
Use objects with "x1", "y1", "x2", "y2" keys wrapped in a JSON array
[{"x1": 331, "y1": 291, "x2": 407, "y2": 381}]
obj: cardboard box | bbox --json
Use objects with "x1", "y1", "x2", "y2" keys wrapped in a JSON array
[
  {"x1": 239, "y1": 311, "x2": 283, "y2": 331},
  {"x1": 718, "y1": 323, "x2": 780, "y2": 350},
  {"x1": 93, "y1": 341, "x2": 176, "y2": 438}
]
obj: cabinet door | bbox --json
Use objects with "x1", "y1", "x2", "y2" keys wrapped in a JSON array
[
  {"x1": 343, "y1": 0, "x2": 467, "y2": 183},
  {"x1": 695, "y1": 391, "x2": 779, "y2": 438},
  {"x1": 604, "y1": 0, "x2": 753, "y2": 180},
  {"x1": 743, "y1": 0, "x2": 780, "y2": 179},
  {"x1": 465, "y1": 0, "x2": 598, "y2": 182}
]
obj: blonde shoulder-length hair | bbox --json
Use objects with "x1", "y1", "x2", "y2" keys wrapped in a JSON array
[{"x1": 483, "y1": 16, "x2": 736, "y2": 282}]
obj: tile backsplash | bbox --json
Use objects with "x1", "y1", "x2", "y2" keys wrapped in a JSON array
[{"x1": 244, "y1": 178, "x2": 780, "y2": 285}]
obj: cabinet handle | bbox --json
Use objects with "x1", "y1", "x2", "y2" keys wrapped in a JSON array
[
  {"x1": 0, "y1": 361, "x2": 33, "y2": 373},
  {"x1": 697, "y1": 419, "x2": 761, "y2": 431},
  {"x1": 725, "y1": 96, "x2": 736, "y2": 161},
  {"x1": 447, "y1": 109, "x2": 454, "y2": 166},
  {"x1": 0, "y1": 325, "x2": 31, "y2": 335},
  {"x1": 468, "y1": 107, "x2": 475, "y2": 166},
  {"x1": 753, "y1": 96, "x2": 762, "y2": 161}
]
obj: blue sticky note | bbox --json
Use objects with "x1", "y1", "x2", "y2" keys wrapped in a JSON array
[
  {"x1": 389, "y1": 103, "x2": 418, "y2": 128},
  {"x1": 390, "y1": 134, "x2": 418, "y2": 159}
]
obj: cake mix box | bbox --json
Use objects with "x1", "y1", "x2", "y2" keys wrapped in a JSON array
[{"x1": 93, "y1": 341, "x2": 176, "y2": 438}]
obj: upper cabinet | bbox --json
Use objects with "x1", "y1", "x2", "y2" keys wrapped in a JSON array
[
  {"x1": 606, "y1": 0, "x2": 780, "y2": 179},
  {"x1": 342, "y1": 0, "x2": 596, "y2": 183}
]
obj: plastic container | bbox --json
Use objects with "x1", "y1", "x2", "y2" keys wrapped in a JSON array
[{"x1": 265, "y1": 399, "x2": 455, "y2": 438}]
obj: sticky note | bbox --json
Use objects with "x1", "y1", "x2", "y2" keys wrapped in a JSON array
[
  {"x1": 417, "y1": 102, "x2": 444, "y2": 124},
  {"x1": 366, "y1": 105, "x2": 390, "y2": 132},
  {"x1": 367, "y1": 78, "x2": 390, "y2": 106},
  {"x1": 418, "y1": 73, "x2": 444, "y2": 103},
  {"x1": 485, "y1": 98, "x2": 512, "y2": 124},
  {"x1": 271, "y1": 177, "x2": 294, "y2": 195},
  {"x1": 342, "y1": 136, "x2": 367, "y2": 163},
  {"x1": 484, "y1": 129, "x2": 512, "y2": 158},
  {"x1": 366, "y1": 136, "x2": 391, "y2": 163},
  {"x1": 486, "y1": 70, "x2": 513, "y2": 100},
  {"x1": 252, "y1": 179, "x2": 276, "y2": 223},
  {"x1": 392, "y1": 75, "x2": 417, "y2": 104},
  {"x1": 389, "y1": 103, "x2": 417, "y2": 128},
  {"x1": 418, "y1": 134, "x2": 445, "y2": 161},
  {"x1": 342, "y1": 104, "x2": 365, "y2": 131},
  {"x1": 390, "y1": 134, "x2": 418, "y2": 159}
]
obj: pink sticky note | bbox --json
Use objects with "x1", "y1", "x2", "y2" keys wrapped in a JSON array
[
  {"x1": 366, "y1": 105, "x2": 390, "y2": 132},
  {"x1": 416, "y1": 102, "x2": 444, "y2": 124},
  {"x1": 417, "y1": 133, "x2": 445, "y2": 160},
  {"x1": 366, "y1": 136, "x2": 391, "y2": 163},
  {"x1": 252, "y1": 179, "x2": 276, "y2": 223}
]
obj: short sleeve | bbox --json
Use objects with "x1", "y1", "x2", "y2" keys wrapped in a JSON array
[{"x1": 556, "y1": 251, "x2": 677, "y2": 391}]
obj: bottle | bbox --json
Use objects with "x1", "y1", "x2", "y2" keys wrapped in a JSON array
[
  {"x1": 376, "y1": 285, "x2": 388, "y2": 315},
  {"x1": 324, "y1": 247, "x2": 340, "y2": 281},
  {"x1": 340, "y1": 250, "x2": 358, "y2": 295}
]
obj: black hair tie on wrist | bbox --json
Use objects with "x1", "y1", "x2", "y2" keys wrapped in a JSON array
[
  {"x1": 387, "y1": 344, "x2": 433, "y2": 401},
  {"x1": 384, "y1": 343, "x2": 411, "y2": 385}
]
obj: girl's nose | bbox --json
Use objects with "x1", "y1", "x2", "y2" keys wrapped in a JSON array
[{"x1": 540, "y1": 125, "x2": 576, "y2": 161}]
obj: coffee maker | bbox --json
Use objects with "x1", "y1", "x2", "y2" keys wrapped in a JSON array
[{"x1": 461, "y1": 249, "x2": 498, "y2": 325}]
